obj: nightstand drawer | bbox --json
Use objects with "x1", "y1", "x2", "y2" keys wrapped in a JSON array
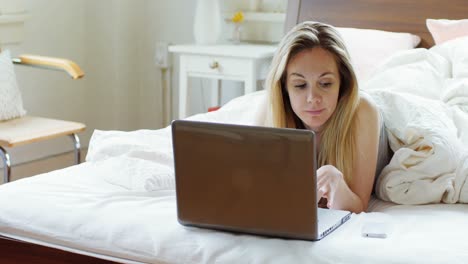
[{"x1": 184, "y1": 55, "x2": 250, "y2": 77}]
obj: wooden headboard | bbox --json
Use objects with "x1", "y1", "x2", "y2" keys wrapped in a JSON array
[{"x1": 285, "y1": 0, "x2": 468, "y2": 48}]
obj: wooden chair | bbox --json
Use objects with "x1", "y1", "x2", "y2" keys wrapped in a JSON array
[{"x1": 0, "y1": 53, "x2": 85, "y2": 184}]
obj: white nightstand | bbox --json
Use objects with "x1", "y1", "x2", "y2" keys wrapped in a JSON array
[{"x1": 169, "y1": 44, "x2": 277, "y2": 118}]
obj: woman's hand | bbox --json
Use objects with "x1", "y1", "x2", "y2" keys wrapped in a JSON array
[{"x1": 316, "y1": 165, "x2": 346, "y2": 208}]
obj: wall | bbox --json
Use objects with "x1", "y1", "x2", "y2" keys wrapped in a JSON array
[
  {"x1": 2, "y1": 0, "x2": 285, "y2": 167},
  {"x1": 83, "y1": 0, "x2": 144, "y2": 131},
  {"x1": 3, "y1": 0, "x2": 151, "y2": 166},
  {"x1": 138, "y1": 0, "x2": 197, "y2": 128},
  {"x1": 140, "y1": 0, "x2": 237, "y2": 125}
]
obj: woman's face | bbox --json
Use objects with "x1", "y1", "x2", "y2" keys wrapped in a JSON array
[{"x1": 286, "y1": 47, "x2": 341, "y2": 132}]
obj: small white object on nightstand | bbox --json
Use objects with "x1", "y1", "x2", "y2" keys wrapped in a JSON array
[{"x1": 169, "y1": 44, "x2": 277, "y2": 119}]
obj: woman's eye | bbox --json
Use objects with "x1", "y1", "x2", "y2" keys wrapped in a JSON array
[
  {"x1": 320, "y1": 82, "x2": 332, "y2": 88},
  {"x1": 294, "y1": 83, "x2": 307, "y2": 89}
]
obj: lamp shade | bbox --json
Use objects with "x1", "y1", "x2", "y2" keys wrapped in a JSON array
[{"x1": 193, "y1": 0, "x2": 221, "y2": 44}]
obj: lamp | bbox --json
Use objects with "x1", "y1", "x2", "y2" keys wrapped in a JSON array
[{"x1": 193, "y1": 0, "x2": 221, "y2": 44}]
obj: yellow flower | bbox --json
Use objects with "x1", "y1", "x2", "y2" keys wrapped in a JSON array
[{"x1": 231, "y1": 11, "x2": 244, "y2": 23}]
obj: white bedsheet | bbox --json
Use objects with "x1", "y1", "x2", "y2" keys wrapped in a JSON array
[{"x1": 1, "y1": 166, "x2": 468, "y2": 263}]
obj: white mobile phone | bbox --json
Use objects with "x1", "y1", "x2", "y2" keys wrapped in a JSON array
[{"x1": 361, "y1": 221, "x2": 388, "y2": 239}]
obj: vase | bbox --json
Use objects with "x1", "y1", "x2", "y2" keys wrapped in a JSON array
[
  {"x1": 232, "y1": 24, "x2": 242, "y2": 44},
  {"x1": 193, "y1": 0, "x2": 221, "y2": 44},
  {"x1": 249, "y1": 0, "x2": 262, "y2": 11}
]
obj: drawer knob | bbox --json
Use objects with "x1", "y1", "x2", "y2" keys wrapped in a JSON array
[{"x1": 209, "y1": 61, "x2": 219, "y2": 69}]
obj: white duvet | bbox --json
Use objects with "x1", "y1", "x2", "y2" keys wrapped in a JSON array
[{"x1": 365, "y1": 36, "x2": 468, "y2": 204}]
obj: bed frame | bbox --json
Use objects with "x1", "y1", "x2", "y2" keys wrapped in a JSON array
[
  {"x1": 0, "y1": 236, "x2": 118, "y2": 263},
  {"x1": 1, "y1": 0, "x2": 467, "y2": 263}
]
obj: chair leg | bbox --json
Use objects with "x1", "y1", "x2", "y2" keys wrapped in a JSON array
[
  {"x1": 0, "y1": 146, "x2": 11, "y2": 183},
  {"x1": 69, "y1": 134, "x2": 81, "y2": 164}
]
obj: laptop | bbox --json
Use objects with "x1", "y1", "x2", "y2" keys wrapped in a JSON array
[{"x1": 171, "y1": 120, "x2": 351, "y2": 241}]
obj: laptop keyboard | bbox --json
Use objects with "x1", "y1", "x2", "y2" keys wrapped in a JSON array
[{"x1": 317, "y1": 208, "x2": 350, "y2": 237}]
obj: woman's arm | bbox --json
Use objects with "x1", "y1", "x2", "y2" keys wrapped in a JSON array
[
  {"x1": 317, "y1": 94, "x2": 381, "y2": 213},
  {"x1": 347, "y1": 94, "x2": 381, "y2": 211}
]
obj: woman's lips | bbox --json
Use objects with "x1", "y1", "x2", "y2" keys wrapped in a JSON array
[{"x1": 305, "y1": 109, "x2": 324, "y2": 115}]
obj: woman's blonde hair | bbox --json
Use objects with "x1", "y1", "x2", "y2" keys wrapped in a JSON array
[{"x1": 266, "y1": 21, "x2": 360, "y2": 182}]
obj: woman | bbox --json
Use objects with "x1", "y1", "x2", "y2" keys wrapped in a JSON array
[{"x1": 265, "y1": 21, "x2": 391, "y2": 213}]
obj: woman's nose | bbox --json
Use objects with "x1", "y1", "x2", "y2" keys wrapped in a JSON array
[{"x1": 306, "y1": 88, "x2": 321, "y2": 103}]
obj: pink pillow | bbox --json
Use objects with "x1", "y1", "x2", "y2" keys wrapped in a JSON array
[
  {"x1": 426, "y1": 19, "x2": 468, "y2": 45},
  {"x1": 337, "y1": 27, "x2": 421, "y2": 83}
]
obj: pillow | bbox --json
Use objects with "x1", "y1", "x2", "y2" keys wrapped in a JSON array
[
  {"x1": 0, "y1": 49, "x2": 26, "y2": 121},
  {"x1": 431, "y1": 36, "x2": 468, "y2": 78},
  {"x1": 426, "y1": 19, "x2": 468, "y2": 45},
  {"x1": 336, "y1": 27, "x2": 421, "y2": 84}
]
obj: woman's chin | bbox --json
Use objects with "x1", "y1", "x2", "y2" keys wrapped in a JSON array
[{"x1": 303, "y1": 122, "x2": 324, "y2": 132}]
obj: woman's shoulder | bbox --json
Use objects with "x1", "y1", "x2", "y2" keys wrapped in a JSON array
[
  {"x1": 358, "y1": 92, "x2": 379, "y2": 113},
  {"x1": 356, "y1": 92, "x2": 381, "y2": 124}
]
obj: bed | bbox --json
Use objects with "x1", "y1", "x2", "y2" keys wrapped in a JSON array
[{"x1": 1, "y1": 0, "x2": 468, "y2": 263}]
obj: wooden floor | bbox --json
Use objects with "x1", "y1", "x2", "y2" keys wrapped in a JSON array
[{"x1": 3, "y1": 149, "x2": 88, "y2": 183}]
